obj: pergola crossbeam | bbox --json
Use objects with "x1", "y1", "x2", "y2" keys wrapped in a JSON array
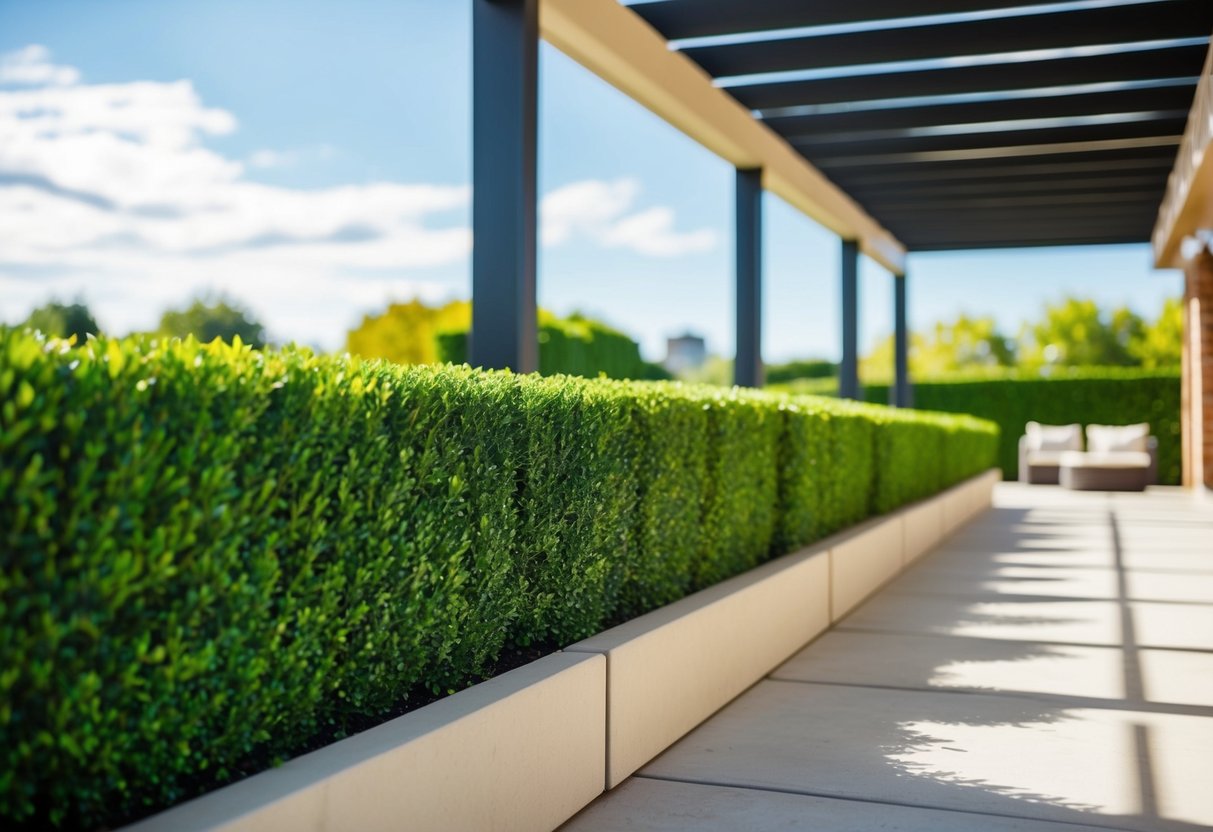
[
  {"x1": 539, "y1": 0, "x2": 906, "y2": 273},
  {"x1": 679, "y1": 2, "x2": 1211, "y2": 80}
]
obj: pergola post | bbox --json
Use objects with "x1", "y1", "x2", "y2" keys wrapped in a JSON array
[
  {"x1": 893, "y1": 272, "x2": 912, "y2": 408},
  {"x1": 470, "y1": 0, "x2": 538, "y2": 373},
  {"x1": 839, "y1": 239, "x2": 860, "y2": 400},
  {"x1": 734, "y1": 168, "x2": 764, "y2": 388}
]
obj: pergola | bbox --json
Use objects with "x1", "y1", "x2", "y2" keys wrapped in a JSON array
[{"x1": 469, "y1": 0, "x2": 1213, "y2": 483}]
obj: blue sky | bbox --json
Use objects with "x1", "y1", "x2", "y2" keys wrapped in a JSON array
[{"x1": 0, "y1": 0, "x2": 1184, "y2": 362}]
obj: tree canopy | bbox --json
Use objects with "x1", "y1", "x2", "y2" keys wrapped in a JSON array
[
  {"x1": 157, "y1": 297, "x2": 266, "y2": 347},
  {"x1": 861, "y1": 297, "x2": 1180, "y2": 381},
  {"x1": 345, "y1": 299, "x2": 470, "y2": 365},
  {"x1": 23, "y1": 301, "x2": 100, "y2": 341}
]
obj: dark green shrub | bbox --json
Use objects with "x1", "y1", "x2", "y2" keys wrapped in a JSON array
[
  {"x1": 775, "y1": 397, "x2": 833, "y2": 549},
  {"x1": 695, "y1": 388, "x2": 782, "y2": 588},
  {"x1": 824, "y1": 402, "x2": 876, "y2": 533},
  {"x1": 0, "y1": 329, "x2": 998, "y2": 829},
  {"x1": 510, "y1": 375, "x2": 637, "y2": 645},
  {"x1": 0, "y1": 336, "x2": 524, "y2": 828},
  {"x1": 437, "y1": 316, "x2": 669, "y2": 381},
  {"x1": 765, "y1": 359, "x2": 836, "y2": 384},
  {"x1": 864, "y1": 369, "x2": 1179, "y2": 483},
  {"x1": 613, "y1": 381, "x2": 708, "y2": 617}
]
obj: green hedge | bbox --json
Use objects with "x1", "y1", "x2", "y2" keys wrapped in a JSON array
[
  {"x1": 0, "y1": 330, "x2": 997, "y2": 828},
  {"x1": 435, "y1": 314, "x2": 671, "y2": 381},
  {"x1": 863, "y1": 369, "x2": 1181, "y2": 483}
]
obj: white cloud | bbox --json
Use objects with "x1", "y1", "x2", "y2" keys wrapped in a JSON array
[
  {"x1": 541, "y1": 178, "x2": 717, "y2": 257},
  {"x1": 0, "y1": 46, "x2": 715, "y2": 348},
  {"x1": 247, "y1": 144, "x2": 337, "y2": 169},
  {"x1": 0, "y1": 45, "x2": 473, "y2": 346},
  {"x1": 0, "y1": 44, "x2": 80, "y2": 87},
  {"x1": 600, "y1": 207, "x2": 718, "y2": 257}
]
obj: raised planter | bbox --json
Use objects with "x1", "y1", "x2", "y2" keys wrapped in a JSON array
[
  {"x1": 123, "y1": 469, "x2": 1000, "y2": 832},
  {"x1": 125, "y1": 653, "x2": 606, "y2": 832},
  {"x1": 566, "y1": 543, "x2": 831, "y2": 788}
]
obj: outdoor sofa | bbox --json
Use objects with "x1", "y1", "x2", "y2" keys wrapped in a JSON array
[{"x1": 1019, "y1": 421, "x2": 1157, "y2": 491}]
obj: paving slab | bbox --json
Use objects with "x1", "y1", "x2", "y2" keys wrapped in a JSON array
[
  {"x1": 889, "y1": 564, "x2": 1119, "y2": 600},
  {"x1": 575, "y1": 484, "x2": 1213, "y2": 831},
  {"x1": 838, "y1": 592, "x2": 1123, "y2": 646},
  {"x1": 921, "y1": 545, "x2": 1116, "y2": 571},
  {"x1": 773, "y1": 630, "x2": 1127, "y2": 701},
  {"x1": 560, "y1": 778, "x2": 1123, "y2": 832},
  {"x1": 1131, "y1": 601, "x2": 1213, "y2": 651},
  {"x1": 1126, "y1": 570, "x2": 1213, "y2": 604},
  {"x1": 1139, "y1": 649, "x2": 1213, "y2": 707},
  {"x1": 640, "y1": 680, "x2": 1213, "y2": 831}
]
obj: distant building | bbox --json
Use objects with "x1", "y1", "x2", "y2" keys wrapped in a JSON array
[{"x1": 664, "y1": 332, "x2": 707, "y2": 374}]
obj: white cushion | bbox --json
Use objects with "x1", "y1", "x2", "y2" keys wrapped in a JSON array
[
  {"x1": 1025, "y1": 421, "x2": 1083, "y2": 452},
  {"x1": 1026, "y1": 450, "x2": 1068, "y2": 467},
  {"x1": 1086, "y1": 423, "x2": 1149, "y2": 453},
  {"x1": 1060, "y1": 450, "x2": 1151, "y2": 470}
]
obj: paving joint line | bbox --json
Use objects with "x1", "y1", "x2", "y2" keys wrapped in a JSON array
[
  {"x1": 628, "y1": 772, "x2": 1144, "y2": 832},
  {"x1": 757, "y1": 677, "x2": 1213, "y2": 717},
  {"x1": 831, "y1": 625, "x2": 1213, "y2": 654}
]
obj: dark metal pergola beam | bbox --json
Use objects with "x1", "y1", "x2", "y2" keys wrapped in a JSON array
[
  {"x1": 893, "y1": 274, "x2": 910, "y2": 409},
  {"x1": 824, "y1": 150, "x2": 1180, "y2": 187},
  {"x1": 730, "y1": 45, "x2": 1208, "y2": 111},
  {"x1": 790, "y1": 116, "x2": 1190, "y2": 159},
  {"x1": 870, "y1": 191, "x2": 1166, "y2": 214},
  {"x1": 632, "y1": 0, "x2": 1081, "y2": 42},
  {"x1": 734, "y1": 168, "x2": 764, "y2": 388},
  {"x1": 680, "y1": 2, "x2": 1211, "y2": 79},
  {"x1": 839, "y1": 240, "x2": 859, "y2": 401},
  {"x1": 843, "y1": 175, "x2": 1168, "y2": 201},
  {"x1": 761, "y1": 85, "x2": 1197, "y2": 138},
  {"x1": 907, "y1": 234, "x2": 1155, "y2": 251},
  {"x1": 471, "y1": 0, "x2": 539, "y2": 373}
]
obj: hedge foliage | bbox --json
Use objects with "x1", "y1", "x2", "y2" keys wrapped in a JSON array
[
  {"x1": 0, "y1": 330, "x2": 996, "y2": 828},
  {"x1": 863, "y1": 368, "x2": 1181, "y2": 483},
  {"x1": 435, "y1": 313, "x2": 671, "y2": 381}
]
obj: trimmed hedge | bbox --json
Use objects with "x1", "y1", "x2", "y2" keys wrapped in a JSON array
[
  {"x1": 863, "y1": 369, "x2": 1181, "y2": 483},
  {"x1": 435, "y1": 314, "x2": 671, "y2": 381},
  {"x1": 0, "y1": 330, "x2": 997, "y2": 828}
]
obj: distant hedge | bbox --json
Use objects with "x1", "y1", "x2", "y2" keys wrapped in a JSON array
[
  {"x1": 765, "y1": 359, "x2": 836, "y2": 384},
  {"x1": 0, "y1": 330, "x2": 996, "y2": 828},
  {"x1": 863, "y1": 369, "x2": 1181, "y2": 483},
  {"x1": 435, "y1": 314, "x2": 671, "y2": 381}
]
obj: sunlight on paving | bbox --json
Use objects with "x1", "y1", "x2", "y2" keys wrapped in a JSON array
[
  {"x1": 889, "y1": 710, "x2": 1213, "y2": 827},
  {"x1": 1140, "y1": 649, "x2": 1213, "y2": 707},
  {"x1": 842, "y1": 595, "x2": 1123, "y2": 645},
  {"x1": 926, "y1": 645, "x2": 1123, "y2": 698},
  {"x1": 889, "y1": 713, "x2": 1132, "y2": 816},
  {"x1": 893, "y1": 565, "x2": 1119, "y2": 599}
]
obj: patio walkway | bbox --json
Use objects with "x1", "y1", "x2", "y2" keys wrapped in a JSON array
[{"x1": 562, "y1": 483, "x2": 1213, "y2": 831}]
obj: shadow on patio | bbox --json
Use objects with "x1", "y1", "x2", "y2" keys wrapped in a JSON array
[{"x1": 562, "y1": 484, "x2": 1213, "y2": 831}]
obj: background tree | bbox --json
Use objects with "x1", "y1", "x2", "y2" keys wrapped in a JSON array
[
  {"x1": 23, "y1": 300, "x2": 100, "y2": 341},
  {"x1": 862, "y1": 314, "x2": 1015, "y2": 381},
  {"x1": 1018, "y1": 297, "x2": 1142, "y2": 368},
  {"x1": 1129, "y1": 297, "x2": 1183, "y2": 368},
  {"x1": 158, "y1": 297, "x2": 267, "y2": 347},
  {"x1": 345, "y1": 299, "x2": 470, "y2": 365}
]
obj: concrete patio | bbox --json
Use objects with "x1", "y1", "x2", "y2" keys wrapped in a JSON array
[{"x1": 562, "y1": 483, "x2": 1213, "y2": 831}]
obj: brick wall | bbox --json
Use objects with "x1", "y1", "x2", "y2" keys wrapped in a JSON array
[{"x1": 1183, "y1": 245, "x2": 1213, "y2": 489}]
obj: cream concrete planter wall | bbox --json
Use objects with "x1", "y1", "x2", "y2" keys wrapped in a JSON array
[
  {"x1": 125, "y1": 653, "x2": 606, "y2": 832},
  {"x1": 566, "y1": 545, "x2": 832, "y2": 787},
  {"x1": 123, "y1": 469, "x2": 999, "y2": 832},
  {"x1": 829, "y1": 514, "x2": 905, "y2": 621}
]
